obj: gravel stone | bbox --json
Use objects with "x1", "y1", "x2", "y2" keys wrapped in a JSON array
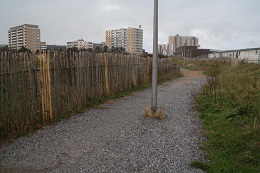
[{"x1": 0, "y1": 69, "x2": 206, "y2": 173}]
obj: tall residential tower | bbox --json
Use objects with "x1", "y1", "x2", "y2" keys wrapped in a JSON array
[
  {"x1": 8, "y1": 24, "x2": 40, "y2": 52},
  {"x1": 106, "y1": 27, "x2": 143, "y2": 54},
  {"x1": 168, "y1": 34, "x2": 198, "y2": 55}
]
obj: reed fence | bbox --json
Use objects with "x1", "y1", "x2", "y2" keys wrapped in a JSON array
[{"x1": 0, "y1": 50, "x2": 180, "y2": 137}]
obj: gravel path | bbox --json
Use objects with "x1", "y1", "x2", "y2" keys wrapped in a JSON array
[{"x1": 0, "y1": 69, "x2": 206, "y2": 173}]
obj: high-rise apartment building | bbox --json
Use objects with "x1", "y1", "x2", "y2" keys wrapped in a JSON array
[
  {"x1": 106, "y1": 27, "x2": 143, "y2": 54},
  {"x1": 8, "y1": 24, "x2": 40, "y2": 52},
  {"x1": 158, "y1": 44, "x2": 168, "y2": 55},
  {"x1": 168, "y1": 34, "x2": 198, "y2": 55},
  {"x1": 67, "y1": 39, "x2": 93, "y2": 50}
]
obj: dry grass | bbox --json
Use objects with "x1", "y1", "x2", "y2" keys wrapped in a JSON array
[
  {"x1": 144, "y1": 107, "x2": 164, "y2": 120},
  {"x1": 193, "y1": 62, "x2": 260, "y2": 173}
]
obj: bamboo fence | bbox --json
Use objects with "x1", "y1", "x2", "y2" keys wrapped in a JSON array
[{"x1": 0, "y1": 50, "x2": 180, "y2": 137}]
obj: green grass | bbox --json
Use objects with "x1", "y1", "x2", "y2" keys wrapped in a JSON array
[
  {"x1": 171, "y1": 56, "x2": 214, "y2": 71},
  {"x1": 192, "y1": 62, "x2": 260, "y2": 173}
]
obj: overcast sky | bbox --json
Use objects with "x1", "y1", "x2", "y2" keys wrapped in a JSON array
[{"x1": 1, "y1": 0, "x2": 260, "y2": 52}]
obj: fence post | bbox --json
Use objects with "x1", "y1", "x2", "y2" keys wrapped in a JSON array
[
  {"x1": 146, "y1": 57, "x2": 151, "y2": 82},
  {"x1": 40, "y1": 50, "x2": 53, "y2": 123},
  {"x1": 104, "y1": 53, "x2": 110, "y2": 95}
]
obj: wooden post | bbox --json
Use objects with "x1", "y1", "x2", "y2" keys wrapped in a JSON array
[
  {"x1": 47, "y1": 51, "x2": 53, "y2": 122},
  {"x1": 146, "y1": 57, "x2": 151, "y2": 82},
  {"x1": 40, "y1": 51, "x2": 44, "y2": 122},
  {"x1": 104, "y1": 53, "x2": 110, "y2": 95}
]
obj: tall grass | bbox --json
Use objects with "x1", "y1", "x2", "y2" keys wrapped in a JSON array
[
  {"x1": 171, "y1": 57, "x2": 215, "y2": 71},
  {"x1": 193, "y1": 62, "x2": 260, "y2": 173}
]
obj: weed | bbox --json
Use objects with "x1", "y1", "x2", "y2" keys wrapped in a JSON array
[
  {"x1": 193, "y1": 62, "x2": 260, "y2": 173},
  {"x1": 191, "y1": 161, "x2": 210, "y2": 172}
]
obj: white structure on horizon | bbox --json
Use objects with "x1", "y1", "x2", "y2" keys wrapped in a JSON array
[
  {"x1": 208, "y1": 47, "x2": 260, "y2": 64},
  {"x1": 67, "y1": 39, "x2": 93, "y2": 50}
]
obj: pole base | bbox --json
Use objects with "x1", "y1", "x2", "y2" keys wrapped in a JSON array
[{"x1": 144, "y1": 107, "x2": 164, "y2": 120}]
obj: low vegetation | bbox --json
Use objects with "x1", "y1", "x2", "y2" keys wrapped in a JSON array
[
  {"x1": 182, "y1": 58, "x2": 260, "y2": 173},
  {"x1": 171, "y1": 56, "x2": 214, "y2": 71}
]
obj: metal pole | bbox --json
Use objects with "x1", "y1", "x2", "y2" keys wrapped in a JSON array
[{"x1": 151, "y1": 0, "x2": 158, "y2": 112}]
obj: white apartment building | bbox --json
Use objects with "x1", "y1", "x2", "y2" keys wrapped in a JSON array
[
  {"x1": 8, "y1": 24, "x2": 41, "y2": 52},
  {"x1": 168, "y1": 34, "x2": 198, "y2": 55},
  {"x1": 158, "y1": 44, "x2": 168, "y2": 55},
  {"x1": 106, "y1": 27, "x2": 143, "y2": 54},
  {"x1": 67, "y1": 39, "x2": 93, "y2": 50}
]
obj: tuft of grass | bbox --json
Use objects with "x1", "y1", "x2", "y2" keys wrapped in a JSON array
[
  {"x1": 144, "y1": 107, "x2": 164, "y2": 120},
  {"x1": 191, "y1": 161, "x2": 210, "y2": 172},
  {"x1": 193, "y1": 62, "x2": 260, "y2": 173}
]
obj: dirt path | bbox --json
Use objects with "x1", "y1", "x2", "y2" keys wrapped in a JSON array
[
  {"x1": 0, "y1": 69, "x2": 206, "y2": 173},
  {"x1": 182, "y1": 69, "x2": 204, "y2": 78}
]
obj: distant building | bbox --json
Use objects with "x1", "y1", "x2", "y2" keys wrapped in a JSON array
[
  {"x1": 168, "y1": 34, "x2": 198, "y2": 55},
  {"x1": 47, "y1": 45, "x2": 66, "y2": 51},
  {"x1": 106, "y1": 27, "x2": 143, "y2": 54},
  {"x1": 67, "y1": 39, "x2": 93, "y2": 50},
  {"x1": 8, "y1": 24, "x2": 41, "y2": 52},
  {"x1": 176, "y1": 46, "x2": 210, "y2": 58},
  {"x1": 93, "y1": 42, "x2": 106, "y2": 50},
  {"x1": 158, "y1": 44, "x2": 168, "y2": 55},
  {"x1": 207, "y1": 47, "x2": 260, "y2": 64},
  {"x1": 40, "y1": 42, "x2": 66, "y2": 50}
]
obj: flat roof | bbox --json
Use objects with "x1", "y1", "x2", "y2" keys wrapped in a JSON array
[{"x1": 10, "y1": 24, "x2": 39, "y2": 30}]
